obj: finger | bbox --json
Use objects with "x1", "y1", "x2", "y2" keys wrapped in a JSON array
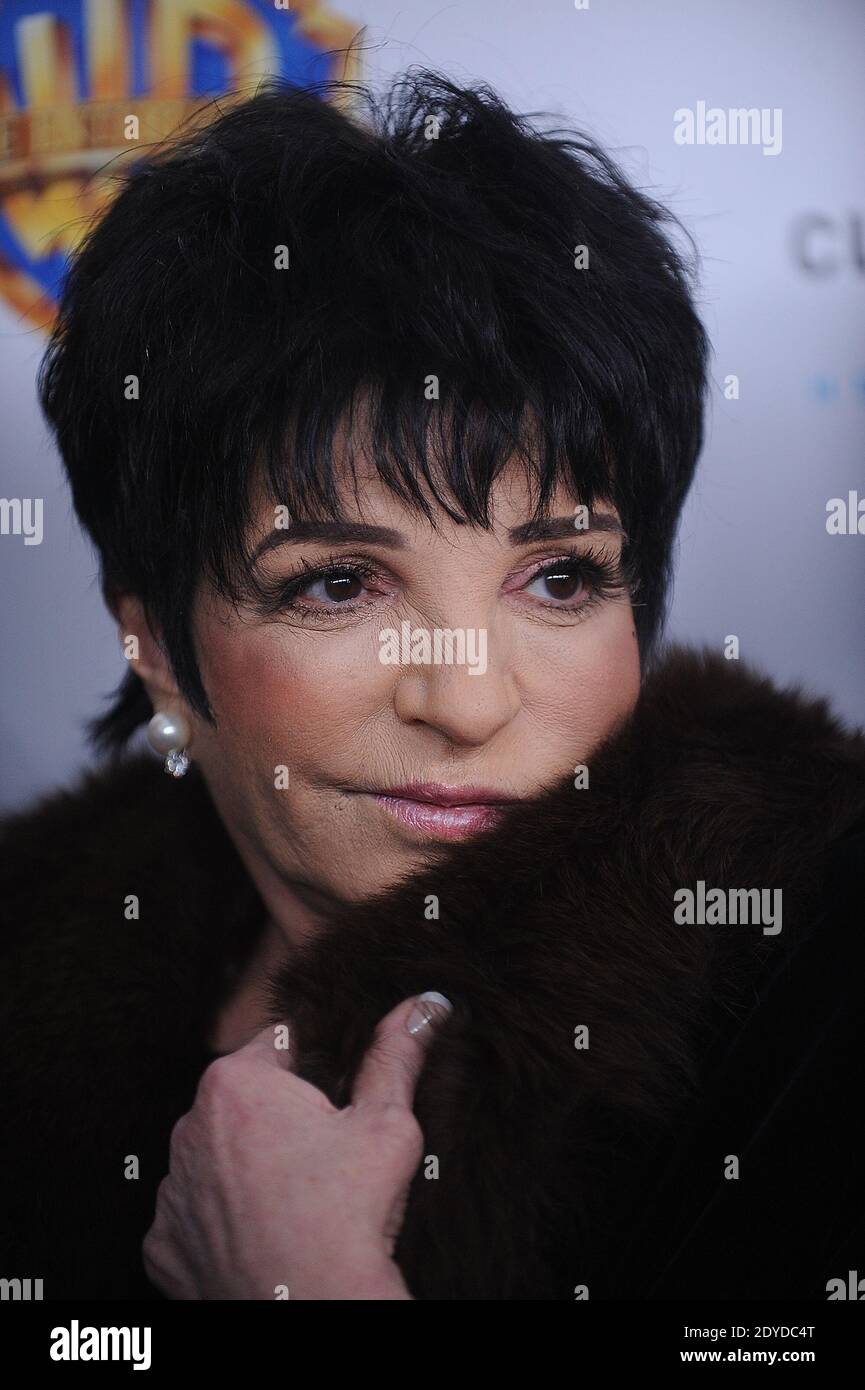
[
  {"x1": 351, "y1": 992, "x2": 453, "y2": 1110},
  {"x1": 231, "y1": 1022, "x2": 293, "y2": 1069},
  {"x1": 209, "y1": 1021, "x2": 339, "y2": 1114}
]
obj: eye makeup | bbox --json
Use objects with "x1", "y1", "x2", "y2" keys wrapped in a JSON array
[{"x1": 250, "y1": 542, "x2": 632, "y2": 624}]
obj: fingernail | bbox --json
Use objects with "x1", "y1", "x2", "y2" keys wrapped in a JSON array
[{"x1": 406, "y1": 990, "x2": 453, "y2": 1036}]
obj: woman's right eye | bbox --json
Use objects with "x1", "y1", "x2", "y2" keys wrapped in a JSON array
[
  {"x1": 273, "y1": 560, "x2": 385, "y2": 615},
  {"x1": 295, "y1": 570, "x2": 368, "y2": 604}
]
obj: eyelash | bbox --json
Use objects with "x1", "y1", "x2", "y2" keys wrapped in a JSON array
[{"x1": 256, "y1": 546, "x2": 630, "y2": 622}]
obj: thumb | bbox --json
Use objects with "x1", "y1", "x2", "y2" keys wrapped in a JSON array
[{"x1": 351, "y1": 991, "x2": 453, "y2": 1110}]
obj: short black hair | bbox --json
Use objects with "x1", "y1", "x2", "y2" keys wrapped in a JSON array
[{"x1": 38, "y1": 68, "x2": 710, "y2": 754}]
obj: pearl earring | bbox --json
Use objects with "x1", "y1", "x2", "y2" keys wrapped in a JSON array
[{"x1": 147, "y1": 710, "x2": 192, "y2": 778}]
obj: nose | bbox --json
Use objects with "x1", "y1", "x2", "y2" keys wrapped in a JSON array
[{"x1": 391, "y1": 627, "x2": 521, "y2": 747}]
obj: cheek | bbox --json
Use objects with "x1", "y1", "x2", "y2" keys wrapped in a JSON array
[
  {"x1": 197, "y1": 624, "x2": 384, "y2": 756},
  {"x1": 520, "y1": 605, "x2": 641, "y2": 754},
  {"x1": 585, "y1": 614, "x2": 642, "y2": 731}
]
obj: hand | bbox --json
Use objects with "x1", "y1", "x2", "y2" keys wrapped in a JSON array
[{"x1": 142, "y1": 991, "x2": 452, "y2": 1300}]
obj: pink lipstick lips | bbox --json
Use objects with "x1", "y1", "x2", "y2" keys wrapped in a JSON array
[{"x1": 368, "y1": 782, "x2": 518, "y2": 841}]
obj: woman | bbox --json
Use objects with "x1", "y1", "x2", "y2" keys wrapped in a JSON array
[{"x1": 1, "y1": 71, "x2": 862, "y2": 1302}]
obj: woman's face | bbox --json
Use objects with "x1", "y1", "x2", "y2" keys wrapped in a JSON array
[{"x1": 170, "y1": 456, "x2": 641, "y2": 925}]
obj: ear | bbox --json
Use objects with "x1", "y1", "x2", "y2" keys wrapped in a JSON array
[{"x1": 113, "y1": 593, "x2": 189, "y2": 713}]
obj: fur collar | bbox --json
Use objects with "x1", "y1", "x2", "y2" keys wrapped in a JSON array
[{"x1": 2, "y1": 645, "x2": 864, "y2": 1299}]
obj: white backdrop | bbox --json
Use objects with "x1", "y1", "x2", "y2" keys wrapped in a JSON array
[{"x1": 1, "y1": 0, "x2": 863, "y2": 810}]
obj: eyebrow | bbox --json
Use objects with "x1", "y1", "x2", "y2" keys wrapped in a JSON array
[
  {"x1": 509, "y1": 513, "x2": 625, "y2": 544},
  {"x1": 249, "y1": 511, "x2": 625, "y2": 564}
]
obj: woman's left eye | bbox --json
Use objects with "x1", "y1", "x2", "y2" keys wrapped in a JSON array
[{"x1": 522, "y1": 560, "x2": 589, "y2": 605}]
